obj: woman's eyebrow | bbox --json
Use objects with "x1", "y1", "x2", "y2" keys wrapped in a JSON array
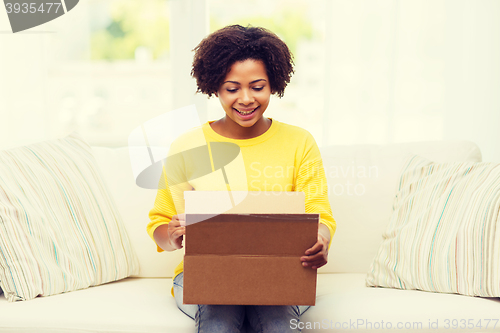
[{"x1": 223, "y1": 79, "x2": 268, "y2": 85}]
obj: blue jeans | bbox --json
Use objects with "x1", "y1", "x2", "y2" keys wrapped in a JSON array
[{"x1": 173, "y1": 273, "x2": 310, "y2": 333}]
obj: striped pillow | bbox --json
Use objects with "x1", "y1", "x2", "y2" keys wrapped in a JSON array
[
  {"x1": 366, "y1": 155, "x2": 500, "y2": 297},
  {"x1": 0, "y1": 133, "x2": 139, "y2": 302}
]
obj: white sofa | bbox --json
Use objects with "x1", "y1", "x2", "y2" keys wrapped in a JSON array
[{"x1": 1, "y1": 140, "x2": 499, "y2": 333}]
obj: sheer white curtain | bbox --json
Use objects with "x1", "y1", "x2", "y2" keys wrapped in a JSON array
[
  {"x1": 0, "y1": 2, "x2": 93, "y2": 148},
  {"x1": 1, "y1": 0, "x2": 499, "y2": 161},
  {"x1": 0, "y1": 0, "x2": 181, "y2": 148},
  {"x1": 322, "y1": 0, "x2": 500, "y2": 161}
]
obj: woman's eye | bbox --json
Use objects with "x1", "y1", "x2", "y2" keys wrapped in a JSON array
[
  {"x1": 253, "y1": 87, "x2": 264, "y2": 91},
  {"x1": 226, "y1": 88, "x2": 238, "y2": 93}
]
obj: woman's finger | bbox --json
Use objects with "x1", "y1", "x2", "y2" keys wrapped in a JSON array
[
  {"x1": 302, "y1": 257, "x2": 327, "y2": 268},
  {"x1": 301, "y1": 251, "x2": 324, "y2": 262},
  {"x1": 169, "y1": 218, "x2": 181, "y2": 228},
  {"x1": 305, "y1": 241, "x2": 324, "y2": 255},
  {"x1": 310, "y1": 261, "x2": 328, "y2": 269},
  {"x1": 171, "y1": 228, "x2": 185, "y2": 238},
  {"x1": 174, "y1": 235, "x2": 183, "y2": 249}
]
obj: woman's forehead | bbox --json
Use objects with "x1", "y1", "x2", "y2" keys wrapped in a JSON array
[{"x1": 224, "y1": 59, "x2": 268, "y2": 83}]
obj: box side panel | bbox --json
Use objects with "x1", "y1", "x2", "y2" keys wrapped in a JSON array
[
  {"x1": 183, "y1": 255, "x2": 316, "y2": 306},
  {"x1": 185, "y1": 214, "x2": 318, "y2": 256}
]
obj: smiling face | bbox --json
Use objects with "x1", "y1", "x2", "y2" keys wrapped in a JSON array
[{"x1": 214, "y1": 59, "x2": 272, "y2": 139}]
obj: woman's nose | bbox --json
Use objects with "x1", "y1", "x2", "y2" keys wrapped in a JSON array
[{"x1": 239, "y1": 89, "x2": 254, "y2": 105}]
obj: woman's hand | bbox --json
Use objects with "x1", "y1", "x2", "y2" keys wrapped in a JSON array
[
  {"x1": 168, "y1": 214, "x2": 186, "y2": 249},
  {"x1": 301, "y1": 226, "x2": 330, "y2": 269}
]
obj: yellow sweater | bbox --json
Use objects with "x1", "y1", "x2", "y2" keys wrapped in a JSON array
[{"x1": 147, "y1": 119, "x2": 336, "y2": 280}]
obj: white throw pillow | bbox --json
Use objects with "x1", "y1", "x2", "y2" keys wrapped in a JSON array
[
  {"x1": 321, "y1": 140, "x2": 481, "y2": 274},
  {"x1": 0, "y1": 133, "x2": 139, "y2": 302},
  {"x1": 366, "y1": 155, "x2": 500, "y2": 297}
]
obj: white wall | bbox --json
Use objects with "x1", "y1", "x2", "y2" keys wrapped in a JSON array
[
  {"x1": 1, "y1": 0, "x2": 499, "y2": 161},
  {"x1": 321, "y1": 0, "x2": 500, "y2": 161}
]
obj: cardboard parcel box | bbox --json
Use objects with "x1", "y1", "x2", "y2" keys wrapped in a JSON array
[{"x1": 183, "y1": 192, "x2": 319, "y2": 306}]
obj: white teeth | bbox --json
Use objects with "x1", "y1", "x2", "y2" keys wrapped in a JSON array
[{"x1": 236, "y1": 108, "x2": 256, "y2": 115}]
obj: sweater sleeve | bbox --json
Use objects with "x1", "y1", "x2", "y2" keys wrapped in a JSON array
[
  {"x1": 147, "y1": 152, "x2": 192, "y2": 252},
  {"x1": 147, "y1": 186, "x2": 175, "y2": 253},
  {"x1": 295, "y1": 134, "x2": 336, "y2": 248}
]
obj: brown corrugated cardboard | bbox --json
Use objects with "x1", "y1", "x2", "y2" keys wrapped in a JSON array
[{"x1": 183, "y1": 192, "x2": 319, "y2": 305}]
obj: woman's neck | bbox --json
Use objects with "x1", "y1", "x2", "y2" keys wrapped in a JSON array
[{"x1": 210, "y1": 116, "x2": 272, "y2": 140}]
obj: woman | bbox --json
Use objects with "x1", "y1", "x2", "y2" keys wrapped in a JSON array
[{"x1": 148, "y1": 25, "x2": 336, "y2": 333}]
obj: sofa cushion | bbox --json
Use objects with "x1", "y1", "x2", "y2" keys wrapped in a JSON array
[
  {"x1": 366, "y1": 155, "x2": 500, "y2": 297},
  {"x1": 305, "y1": 274, "x2": 500, "y2": 333},
  {"x1": 93, "y1": 141, "x2": 482, "y2": 278},
  {"x1": 321, "y1": 140, "x2": 481, "y2": 274},
  {"x1": 1, "y1": 274, "x2": 498, "y2": 333},
  {"x1": 91, "y1": 147, "x2": 185, "y2": 278},
  {"x1": 0, "y1": 134, "x2": 139, "y2": 302},
  {"x1": 0, "y1": 277, "x2": 193, "y2": 333}
]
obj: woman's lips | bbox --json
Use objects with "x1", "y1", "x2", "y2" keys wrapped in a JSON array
[
  {"x1": 234, "y1": 106, "x2": 259, "y2": 119},
  {"x1": 235, "y1": 107, "x2": 257, "y2": 114}
]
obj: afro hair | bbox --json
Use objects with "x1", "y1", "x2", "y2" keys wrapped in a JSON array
[{"x1": 191, "y1": 25, "x2": 294, "y2": 98}]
